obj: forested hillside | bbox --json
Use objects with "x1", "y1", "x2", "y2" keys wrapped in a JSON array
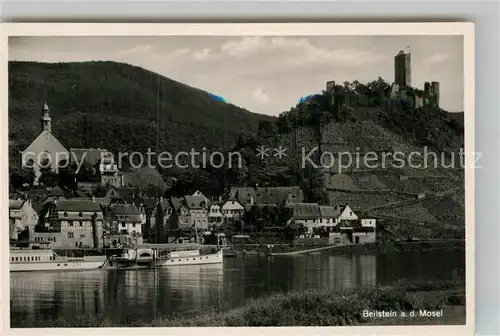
[{"x1": 8, "y1": 61, "x2": 275, "y2": 154}]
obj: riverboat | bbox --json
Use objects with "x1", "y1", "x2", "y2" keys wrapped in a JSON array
[
  {"x1": 156, "y1": 248, "x2": 223, "y2": 267},
  {"x1": 9, "y1": 248, "x2": 106, "y2": 272},
  {"x1": 101, "y1": 247, "x2": 223, "y2": 269},
  {"x1": 102, "y1": 248, "x2": 157, "y2": 270}
]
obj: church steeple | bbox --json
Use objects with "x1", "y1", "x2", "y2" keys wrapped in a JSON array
[{"x1": 41, "y1": 102, "x2": 52, "y2": 133}]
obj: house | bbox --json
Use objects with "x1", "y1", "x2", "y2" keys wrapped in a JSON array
[
  {"x1": 329, "y1": 217, "x2": 377, "y2": 245},
  {"x1": 154, "y1": 198, "x2": 174, "y2": 243},
  {"x1": 208, "y1": 203, "x2": 223, "y2": 226},
  {"x1": 319, "y1": 205, "x2": 341, "y2": 229},
  {"x1": 228, "y1": 186, "x2": 304, "y2": 207},
  {"x1": 104, "y1": 186, "x2": 138, "y2": 205},
  {"x1": 70, "y1": 147, "x2": 124, "y2": 189},
  {"x1": 9, "y1": 199, "x2": 38, "y2": 240},
  {"x1": 135, "y1": 198, "x2": 159, "y2": 240},
  {"x1": 99, "y1": 150, "x2": 123, "y2": 187},
  {"x1": 170, "y1": 197, "x2": 191, "y2": 229},
  {"x1": 108, "y1": 204, "x2": 143, "y2": 237},
  {"x1": 288, "y1": 203, "x2": 322, "y2": 234},
  {"x1": 42, "y1": 198, "x2": 104, "y2": 248},
  {"x1": 222, "y1": 199, "x2": 244, "y2": 219},
  {"x1": 185, "y1": 195, "x2": 208, "y2": 230},
  {"x1": 20, "y1": 103, "x2": 70, "y2": 183},
  {"x1": 192, "y1": 190, "x2": 209, "y2": 204}
]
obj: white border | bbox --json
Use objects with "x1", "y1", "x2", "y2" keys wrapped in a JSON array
[{"x1": 0, "y1": 22, "x2": 475, "y2": 336}]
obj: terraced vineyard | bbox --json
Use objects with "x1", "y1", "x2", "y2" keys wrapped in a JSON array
[{"x1": 254, "y1": 109, "x2": 465, "y2": 238}]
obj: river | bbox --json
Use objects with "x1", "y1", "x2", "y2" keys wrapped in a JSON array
[{"x1": 10, "y1": 249, "x2": 465, "y2": 327}]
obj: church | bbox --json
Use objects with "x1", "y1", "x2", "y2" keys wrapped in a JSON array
[
  {"x1": 21, "y1": 103, "x2": 70, "y2": 179},
  {"x1": 19, "y1": 102, "x2": 166, "y2": 191}
]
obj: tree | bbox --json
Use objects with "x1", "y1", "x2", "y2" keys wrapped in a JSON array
[
  {"x1": 38, "y1": 158, "x2": 58, "y2": 187},
  {"x1": 10, "y1": 166, "x2": 35, "y2": 189}
]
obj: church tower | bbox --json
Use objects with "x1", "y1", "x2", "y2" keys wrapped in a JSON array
[{"x1": 41, "y1": 102, "x2": 52, "y2": 133}]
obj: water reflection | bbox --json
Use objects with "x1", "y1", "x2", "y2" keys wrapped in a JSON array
[{"x1": 10, "y1": 250, "x2": 464, "y2": 327}]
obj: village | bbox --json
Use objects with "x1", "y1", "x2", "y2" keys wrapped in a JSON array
[{"x1": 9, "y1": 103, "x2": 377, "y2": 251}]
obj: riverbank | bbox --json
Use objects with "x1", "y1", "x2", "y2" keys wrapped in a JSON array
[
  {"x1": 226, "y1": 239, "x2": 465, "y2": 257},
  {"x1": 25, "y1": 279, "x2": 465, "y2": 327}
]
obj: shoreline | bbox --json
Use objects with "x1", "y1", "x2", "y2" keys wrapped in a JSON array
[
  {"x1": 13, "y1": 279, "x2": 465, "y2": 328},
  {"x1": 226, "y1": 239, "x2": 465, "y2": 257}
]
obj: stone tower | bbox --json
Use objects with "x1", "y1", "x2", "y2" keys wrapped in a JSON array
[{"x1": 394, "y1": 50, "x2": 411, "y2": 88}]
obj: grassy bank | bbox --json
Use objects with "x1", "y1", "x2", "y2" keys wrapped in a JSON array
[{"x1": 24, "y1": 279, "x2": 465, "y2": 328}]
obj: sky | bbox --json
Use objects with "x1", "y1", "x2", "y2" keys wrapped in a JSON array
[{"x1": 9, "y1": 35, "x2": 464, "y2": 115}]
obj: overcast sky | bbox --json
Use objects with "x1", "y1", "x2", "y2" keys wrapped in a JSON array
[{"x1": 9, "y1": 35, "x2": 464, "y2": 115}]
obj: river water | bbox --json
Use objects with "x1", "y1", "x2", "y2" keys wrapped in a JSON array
[{"x1": 10, "y1": 250, "x2": 464, "y2": 327}]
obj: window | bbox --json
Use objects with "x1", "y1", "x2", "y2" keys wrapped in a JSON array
[
  {"x1": 53, "y1": 237, "x2": 56, "y2": 242},
  {"x1": 67, "y1": 232, "x2": 74, "y2": 239},
  {"x1": 132, "y1": 224, "x2": 136, "y2": 228},
  {"x1": 78, "y1": 212, "x2": 83, "y2": 217},
  {"x1": 64, "y1": 212, "x2": 68, "y2": 217},
  {"x1": 79, "y1": 221, "x2": 83, "y2": 226},
  {"x1": 122, "y1": 223, "x2": 126, "y2": 227},
  {"x1": 69, "y1": 221, "x2": 74, "y2": 227}
]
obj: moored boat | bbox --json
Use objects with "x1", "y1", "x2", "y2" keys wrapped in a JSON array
[
  {"x1": 103, "y1": 248, "x2": 157, "y2": 270},
  {"x1": 9, "y1": 248, "x2": 106, "y2": 272},
  {"x1": 156, "y1": 248, "x2": 223, "y2": 267}
]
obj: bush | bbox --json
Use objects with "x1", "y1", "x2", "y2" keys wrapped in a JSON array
[{"x1": 447, "y1": 293, "x2": 466, "y2": 306}]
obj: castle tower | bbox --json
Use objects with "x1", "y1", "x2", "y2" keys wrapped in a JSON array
[
  {"x1": 326, "y1": 81, "x2": 335, "y2": 93},
  {"x1": 424, "y1": 82, "x2": 432, "y2": 95},
  {"x1": 431, "y1": 81, "x2": 440, "y2": 107},
  {"x1": 41, "y1": 102, "x2": 52, "y2": 133},
  {"x1": 394, "y1": 50, "x2": 411, "y2": 88},
  {"x1": 325, "y1": 81, "x2": 336, "y2": 107}
]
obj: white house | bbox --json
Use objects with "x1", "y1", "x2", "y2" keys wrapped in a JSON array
[
  {"x1": 222, "y1": 200, "x2": 244, "y2": 218},
  {"x1": 109, "y1": 204, "x2": 143, "y2": 238},
  {"x1": 289, "y1": 203, "x2": 322, "y2": 234},
  {"x1": 9, "y1": 199, "x2": 38, "y2": 240},
  {"x1": 208, "y1": 204, "x2": 223, "y2": 225}
]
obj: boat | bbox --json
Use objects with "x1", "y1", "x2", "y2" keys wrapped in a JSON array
[
  {"x1": 101, "y1": 247, "x2": 223, "y2": 269},
  {"x1": 103, "y1": 248, "x2": 157, "y2": 270},
  {"x1": 9, "y1": 248, "x2": 106, "y2": 272},
  {"x1": 156, "y1": 248, "x2": 223, "y2": 267}
]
